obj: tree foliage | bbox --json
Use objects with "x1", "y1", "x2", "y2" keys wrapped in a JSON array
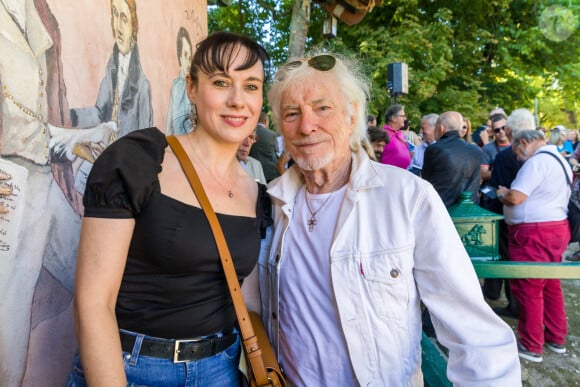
[{"x1": 209, "y1": 0, "x2": 579, "y2": 129}]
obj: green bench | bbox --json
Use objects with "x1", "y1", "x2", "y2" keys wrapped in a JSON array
[{"x1": 421, "y1": 260, "x2": 580, "y2": 386}]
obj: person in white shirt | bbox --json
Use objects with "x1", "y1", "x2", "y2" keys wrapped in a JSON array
[{"x1": 497, "y1": 129, "x2": 570, "y2": 363}]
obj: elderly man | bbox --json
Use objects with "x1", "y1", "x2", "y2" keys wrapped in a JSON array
[
  {"x1": 497, "y1": 129, "x2": 570, "y2": 362},
  {"x1": 483, "y1": 109, "x2": 535, "y2": 313},
  {"x1": 237, "y1": 130, "x2": 267, "y2": 184},
  {"x1": 261, "y1": 53, "x2": 520, "y2": 386},
  {"x1": 408, "y1": 113, "x2": 438, "y2": 175},
  {"x1": 250, "y1": 111, "x2": 280, "y2": 182},
  {"x1": 422, "y1": 112, "x2": 482, "y2": 207}
]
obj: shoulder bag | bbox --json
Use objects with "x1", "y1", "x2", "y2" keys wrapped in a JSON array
[
  {"x1": 166, "y1": 135, "x2": 286, "y2": 387},
  {"x1": 538, "y1": 151, "x2": 580, "y2": 243}
]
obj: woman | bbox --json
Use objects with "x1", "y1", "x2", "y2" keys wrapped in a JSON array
[
  {"x1": 67, "y1": 32, "x2": 271, "y2": 386},
  {"x1": 460, "y1": 117, "x2": 473, "y2": 143},
  {"x1": 497, "y1": 129, "x2": 570, "y2": 363}
]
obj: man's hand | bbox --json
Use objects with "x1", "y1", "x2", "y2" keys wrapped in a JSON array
[{"x1": 48, "y1": 122, "x2": 118, "y2": 161}]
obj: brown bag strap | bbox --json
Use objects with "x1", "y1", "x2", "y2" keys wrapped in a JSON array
[{"x1": 166, "y1": 135, "x2": 270, "y2": 385}]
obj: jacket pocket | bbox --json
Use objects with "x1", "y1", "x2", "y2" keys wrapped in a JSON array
[{"x1": 359, "y1": 247, "x2": 414, "y2": 321}]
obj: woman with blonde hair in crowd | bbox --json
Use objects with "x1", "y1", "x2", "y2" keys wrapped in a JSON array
[{"x1": 460, "y1": 117, "x2": 473, "y2": 143}]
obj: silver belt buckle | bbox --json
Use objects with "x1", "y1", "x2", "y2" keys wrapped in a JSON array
[{"x1": 173, "y1": 337, "x2": 203, "y2": 363}]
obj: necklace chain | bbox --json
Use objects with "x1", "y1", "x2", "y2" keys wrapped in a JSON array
[
  {"x1": 304, "y1": 188, "x2": 335, "y2": 232},
  {"x1": 185, "y1": 135, "x2": 237, "y2": 198}
]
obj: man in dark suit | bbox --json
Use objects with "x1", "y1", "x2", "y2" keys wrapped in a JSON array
[
  {"x1": 250, "y1": 111, "x2": 280, "y2": 182},
  {"x1": 422, "y1": 111, "x2": 482, "y2": 207},
  {"x1": 420, "y1": 111, "x2": 482, "y2": 338}
]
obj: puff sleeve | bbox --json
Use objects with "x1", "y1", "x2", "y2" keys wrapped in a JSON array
[{"x1": 82, "y1": 127, "x2": 167, "y2": 218}]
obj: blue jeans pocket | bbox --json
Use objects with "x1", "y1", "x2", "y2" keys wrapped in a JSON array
[{"x1": 64, "y1": 352, "x2": 86, "y2": 387}]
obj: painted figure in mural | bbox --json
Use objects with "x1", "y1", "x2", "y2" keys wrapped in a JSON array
[
  {"x1": 0, "y1": 0, "x2": 83, "y2": 385},
  {"x1": 59, "y1": 0, "x2": 153, "y2": 194},
  {"x1": 166, "y1": 26, "x2": 193, "y2": 135},
  {"x1": 71, "y1": 0, "x2": 152, "y2": 139}
]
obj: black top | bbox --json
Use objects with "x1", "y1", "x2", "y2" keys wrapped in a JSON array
[
  {"x1": 487, "y1": 146, "x2": 523, "y2": 214},
  {"x1": 83, "y1": 127, "x2": 272, "y2": 339}
]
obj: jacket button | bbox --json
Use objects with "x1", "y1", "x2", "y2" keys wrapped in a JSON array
[
  {"x1": 272, "y1": 312, "x2": 277, "y2": 320},
  {"x1": 390, "y1": 269, "x2": 399, "y2": 278},
  {"x1": 275, "y1": 254, "x2": 280, "y2": 262}
]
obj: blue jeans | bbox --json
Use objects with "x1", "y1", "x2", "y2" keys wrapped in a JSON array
[{"x1": 66, "y1": 329, "x2": 241, "y2": 387}]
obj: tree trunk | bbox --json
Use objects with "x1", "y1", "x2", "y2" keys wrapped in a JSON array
[{"x1": 288, "y1": 0, "x2": 310, "y2": 59}]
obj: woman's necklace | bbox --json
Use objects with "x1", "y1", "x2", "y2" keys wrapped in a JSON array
[
  {"x1": 304, "y1": 188, "x2": 335, "y2": 232},
  {"x1": 186, "y1": 135, "x2": 237, "y2": 198}
]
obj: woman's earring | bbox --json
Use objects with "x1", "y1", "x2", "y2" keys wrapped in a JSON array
[{"x1": 189, "y1": 103, "x2": 198, "y2": 131}]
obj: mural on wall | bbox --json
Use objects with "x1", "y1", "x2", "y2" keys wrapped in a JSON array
[
  {"x1": 0, "y1": 0, "x2": 206, "y2": 385},
  {"x1": 166, "y1": 26, "x2": 194, "y2": 135}
]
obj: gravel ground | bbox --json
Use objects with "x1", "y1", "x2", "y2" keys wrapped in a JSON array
[{"x1": 488, "y1": 244, "x2": 580, "y2": 386}]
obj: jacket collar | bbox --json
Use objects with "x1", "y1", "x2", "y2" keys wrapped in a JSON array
[
  {"x1": 440, "y1": 130, "x2": 461, "y2": 141},
  {"x1": 111, "y1": 43, "x2": 142, "y2": 107},
  {"x1": 267, "y1": 150, "x2": 384, "y2": 206},
  {"x1": 0, "y1": 0, "x2": 52, "y2": 57}
]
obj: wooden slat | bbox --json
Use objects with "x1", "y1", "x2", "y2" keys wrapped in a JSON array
[{"x1": 472, "y1": 261, "x2": 580, "y2": 279}]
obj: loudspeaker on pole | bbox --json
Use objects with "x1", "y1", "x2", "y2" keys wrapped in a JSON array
[{"x1": 387, "y1": 62, "x2": 408, "y2": 96}]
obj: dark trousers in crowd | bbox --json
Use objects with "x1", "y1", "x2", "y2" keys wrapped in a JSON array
[{"x1": 482, "y1": 220, "x2": 519, "y2": 317}]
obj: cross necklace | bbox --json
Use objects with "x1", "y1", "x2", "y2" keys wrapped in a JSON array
[{"x1": 304, "y1": 188, "x2": 335, "y2": 232}]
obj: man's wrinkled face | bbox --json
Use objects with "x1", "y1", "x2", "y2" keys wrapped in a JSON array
[
  {"x1": 237, "y1": 132, "x2": 257, "y2": 161},
  {"x1": 279, "y1": 73, "x2": 354, "y2": 172},
  {"x1": 421, "y1": 119, "x2": 436, "y2": 144},
  {"x1": 390, "y1": 110, "x2": 406, "y2": 130},
  {"x1": 514, "y1": 140, "x2": 531, "y2": 161}
]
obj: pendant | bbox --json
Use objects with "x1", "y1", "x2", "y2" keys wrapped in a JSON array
[
  {"x1": 307, "y1": 215, "x2": 316, "y2": 232},
  {"x1": 228, "y1": 190, "x2": 233, "y2": 198}
]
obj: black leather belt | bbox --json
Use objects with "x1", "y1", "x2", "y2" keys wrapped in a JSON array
[{"x1": 120, "y1": 330, "x2": 237, "y2": 363}]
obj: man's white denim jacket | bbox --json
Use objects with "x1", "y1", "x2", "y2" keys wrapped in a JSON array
[{"x1": 259, "y1": 150, "x2": 521, "y2": 386}]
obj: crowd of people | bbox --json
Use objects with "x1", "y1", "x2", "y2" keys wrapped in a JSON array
[
  {"x1": 63, "y1": 30, "x2": 577, "y2": 386},
  {"x1": 367, "y1": 105, "x2": 575, "y2": 365}
]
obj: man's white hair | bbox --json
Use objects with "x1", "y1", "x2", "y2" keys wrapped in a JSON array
[{"x1": 506, "y1": 108, "x2": 535, "y2": 136}]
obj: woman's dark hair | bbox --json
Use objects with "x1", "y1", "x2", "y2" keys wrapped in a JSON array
[{"x1": 189, "y1": 31, "x2": 270, "y2": 84}]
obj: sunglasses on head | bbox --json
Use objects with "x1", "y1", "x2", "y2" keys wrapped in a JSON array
[
  {"x1": 276, "y1": 54, "x2": 337, "y2": 81},
  {"x1": 494, "y1": 126, "x2": 506, "y2": 133}
]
